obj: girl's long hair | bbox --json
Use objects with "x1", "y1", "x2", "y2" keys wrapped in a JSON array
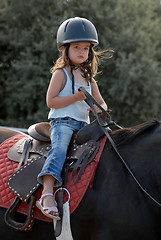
[{"x1": 50, "y1": 44, "x2": 113, "y2": 82}]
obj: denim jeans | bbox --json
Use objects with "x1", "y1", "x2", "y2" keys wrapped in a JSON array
[{"x1": 37, "y1": 117, "x2": 86, "y2": 187}]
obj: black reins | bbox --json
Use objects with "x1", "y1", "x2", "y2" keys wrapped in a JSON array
[{"x1": 78, "y1": 87, "x2": 161, "y2": 207}]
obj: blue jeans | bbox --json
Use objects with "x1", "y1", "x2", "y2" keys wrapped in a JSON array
[{"x1": 37, "y1": 117, "x2": 86, "y2": 187}]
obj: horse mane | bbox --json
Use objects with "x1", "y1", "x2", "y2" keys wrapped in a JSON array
[{"x1": 110, "y1": 119, "x2": 160, "y2": 146}]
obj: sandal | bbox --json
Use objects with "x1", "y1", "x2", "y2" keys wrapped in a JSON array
[{"x1": 36, "y1": 193, "x2": 60, "y2": 220}]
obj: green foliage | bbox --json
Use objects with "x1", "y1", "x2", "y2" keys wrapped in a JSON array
[
  {"x1": 0, "y1": 0, "x2": 161, "y2": 128},
  {"x1": 0, "y1": 0, "x2": 64, "y2": 127},
  {"x1": 107, "y1": 0, "x2": 161, "y2": 125}
]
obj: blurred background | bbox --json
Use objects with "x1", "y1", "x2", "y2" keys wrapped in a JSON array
[{"x1": 0, "y1": 0, "x2": 161, "y2": 129}]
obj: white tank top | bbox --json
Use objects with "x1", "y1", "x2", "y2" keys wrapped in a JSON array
[{"x1": 48, "y1": 68, "x2": 92, "y2": 123}]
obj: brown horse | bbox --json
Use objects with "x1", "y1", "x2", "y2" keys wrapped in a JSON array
[{"x1": 0, "y1": 119, "x2": 161, "y2": 240}]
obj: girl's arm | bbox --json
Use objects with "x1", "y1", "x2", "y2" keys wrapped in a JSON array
[
  {"x1": 88, "y1": 80, "x2": 107, "y2": 113},
  {"x1": 46, "y1": 69, "x2": 86, "y2": 109}
]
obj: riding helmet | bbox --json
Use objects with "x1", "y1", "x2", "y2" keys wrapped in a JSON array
[{"x1": 57, "y1": 17, "x2": 99, "y2": 49}]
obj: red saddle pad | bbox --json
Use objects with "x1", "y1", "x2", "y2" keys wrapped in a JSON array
[{"x1": 0, "y1": 134, "x2": 106, "y2": 222}]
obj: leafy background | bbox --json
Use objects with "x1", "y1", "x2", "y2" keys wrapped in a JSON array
[{"x1": 1, "y1": 0, "x2": 161, "y2": 128}]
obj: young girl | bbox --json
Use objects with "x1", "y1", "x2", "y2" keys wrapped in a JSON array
[{"x1": 36, "y1": 17, "x2": 107, "y2": 220}]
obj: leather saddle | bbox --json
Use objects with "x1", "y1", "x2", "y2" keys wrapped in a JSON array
[
  {"x1": 7, "y1": 120, "x2": 105, "y2": 201},
  {"x1": 7, "y1": 122, "x2": 102, "y2": 201},
  {"x1": 5, "y1": 120, "x2": 105, "y2": 231}
]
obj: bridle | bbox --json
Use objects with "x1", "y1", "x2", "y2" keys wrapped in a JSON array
[{"x1": 79, "y1": 87, "x2": 161, "y2": 207}]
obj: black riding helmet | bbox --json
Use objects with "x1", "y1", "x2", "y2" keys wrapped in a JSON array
[
  {"x1": 57, "y1": 17, "x2": 99, "y2": 94},
  {"x1": 57, "y1": 17, "x2": 99, "y2": 49}
]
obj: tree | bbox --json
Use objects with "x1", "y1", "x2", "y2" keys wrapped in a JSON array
[
  {"x1": 0, "y1": 0, "x2": 161, "y2": 128},
  {"x1": 0, "y1": 0, "x2": 68, "y2": 127},
  {"x1": 103, "y1": 0, "x2": 161, "y2": 126}
]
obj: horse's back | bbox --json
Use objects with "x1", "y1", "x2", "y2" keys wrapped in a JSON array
[
  {"x1": 0, "y1": 128, "x2": 23, "y2": 144},
  {"x1": 1, "y1": 121, "x2": 161, "y2": 240}
]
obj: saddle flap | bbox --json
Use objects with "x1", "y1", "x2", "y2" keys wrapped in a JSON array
[{"x1": 7, "y1": 156, "x2": 46, "y2": 202}]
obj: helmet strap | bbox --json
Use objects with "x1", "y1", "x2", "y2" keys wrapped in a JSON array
[
  {"x1": 69, "y1": 64, "x2": 81, "y2": 94},
  {"x1": 70, "y1": 65, "x2": 75, "y2": 94}
]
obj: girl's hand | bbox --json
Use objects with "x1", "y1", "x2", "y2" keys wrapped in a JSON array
[{"x1": 74, "y1": 89, "x2": 86, "y2": 101}]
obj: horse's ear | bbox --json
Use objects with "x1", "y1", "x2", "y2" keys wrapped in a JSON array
[{"x1": 75, "y1": 120, "x2": 104, "y2": 145}]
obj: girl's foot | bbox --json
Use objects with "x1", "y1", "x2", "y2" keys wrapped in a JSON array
[{"x1": 36, "y1": 193, "x2": 60, "y2": 220}]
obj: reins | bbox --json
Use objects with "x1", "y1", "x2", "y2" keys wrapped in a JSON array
[{"x1": 79, "y1": 87, "x2": 161, "y2": 207}]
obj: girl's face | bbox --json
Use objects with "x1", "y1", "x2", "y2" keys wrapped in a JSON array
[{"x1": 68, "y1": 42, "x2": 90, "y2": 65}]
